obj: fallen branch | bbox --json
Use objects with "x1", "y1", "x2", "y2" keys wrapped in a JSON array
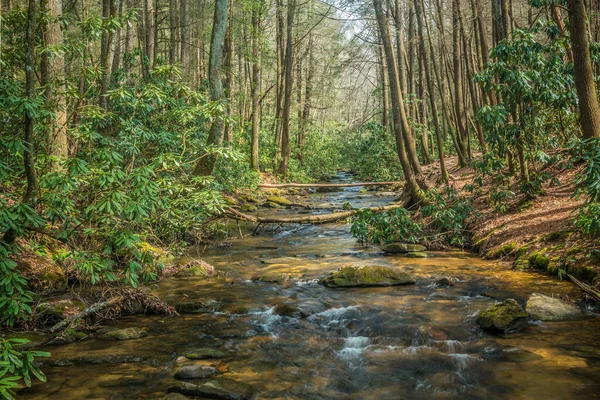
[
  {"x1": 224, "y1": 203, "x2": 406, "y2": 224},
  {"x1": 49, "y1": 296, "x2": 123, "y2": 333},
  {"x1": 258, "y1": 181, "x2": 401, "y2": 189},
  {"x1": 568, "y1": 274, "x2": 600, "y2": 302}
]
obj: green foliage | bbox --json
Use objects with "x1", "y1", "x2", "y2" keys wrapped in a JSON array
[
  {"x1": 421, "y1": 187, "x2": 475, "y2": 246},
  {"x1": 572, "y1": 138, "x2": 600, "y2": 236},
  {"x1": 0, "y1": 338, "x2": 50, "y2": 398},
  {"x1": 351, "y1": 208, "x2": 422, "y2": 245},
  {"x1": 337, "y1": 122, "x2": 403, "y2": 181},
  {"x1": 475, "y1": 20, "x2": 578, "y2": 197}
]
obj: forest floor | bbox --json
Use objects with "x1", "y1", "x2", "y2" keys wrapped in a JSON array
[{"x1": 420, "y1": 155, "x2": 600, "y2": 290}]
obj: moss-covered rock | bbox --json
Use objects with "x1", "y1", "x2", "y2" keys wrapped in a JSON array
[
  {"x1": 184, "y1": 348, "x2": 227, "y2": 359},
  {"x1": 250, "y1": 273, "x2": 295, "y2": 283},
  {"x1": 526, "y1": 293, "x2": 588, "y2": 321},
  {"x1": 264, "y1": 201, "x2": 282, "y2": 209},
  {"x1": 54, "y1": 329, "x2": 88, "y2": 344},
  {"x1": 266, "y1": 195, "x2": 292, "y2": 206},
  {"x1": 36, "y1": 299, "x2": 86, "y2": 325},
  {"x1": 476, "y1": 299, "x2": 529, "y2": 334},
  {"x1": 102, "y1": 327, "x2": 148, "y2": 341},
  {"x1": 320, "y1": 266, "x2": 415, "y2": 288},
  {"x1": 487, "y1": 242, "x2": 518, "y2": 258},
  {"x1": 381, "y1": 243, "x2": 426, "y2": 253},
  {"x1": 240, "y1": 204, "x2": 258, "y2": 213},
  {"x1": 175, "y1": 260, "x2": 216, "y2": 278},
  {"x1": 542, "y1": 231, "x2": 572, "y2": 242},
  {"x1": 528, "y1": 249, "x2": 550, "y2": 269}
]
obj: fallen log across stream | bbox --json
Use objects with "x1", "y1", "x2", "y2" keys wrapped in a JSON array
[
  {"x1": 258, "y1": 181, "x2": 401, "y2": 189},
  {"x1": 224, "y1": 203, "x2": 405, "y2": 224}
]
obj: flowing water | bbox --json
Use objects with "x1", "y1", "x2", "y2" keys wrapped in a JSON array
[{"x1": 22, "y1": 173, "x2": 600, "y2": 399}]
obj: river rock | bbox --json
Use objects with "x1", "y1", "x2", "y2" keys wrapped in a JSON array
[
  {"x1": 184, "y1": 348, "x2": 227, "y2": 359},
  {"x1": 240, "y1": 204, "x2": 257, "y2": 213},
  {"x1": 525, "y1": 293, "x2": 587, "y2": 321},
  {"x1": 320, "y1": 266, "x2": 416, "y2": 288},
  {"x1": 36, "y1": 299, "x2": 86, "y2": 324},
  {"x1": 163, "y1": 393, "x2": 190, "y2": 400},
  {"x1": 260, "y1": 257, "x2": 298, "y2": 265},
  {"x1": 382, "y1": 243, "x2": 426, "y2": 253},
  {"x1": 102, "y1": 327, "x2": 148, "y2": 341},
  {"x1": 174, "y1": 365, "x2": 217, "y2": 380},
  {"x1": 175, "y1": 260, "x2": 216, "y2": 278},
  {"x1": 266, "y1": 195, "x2": 292, "y2": 206},
  {"x1": 167, "y1": 380, "x2": 253, "y2": 400},
  {"x1": 435, "y1": 278, "x2": 454, "y2": 288},
  {"x1": 251, "y1": 273, "x2": 295, "y2": 283},
  {"x1": 476, "y1": 299, "x2": 529, "y2": 334},
  {"x1": 273, "y1": 302, "x2": 305, "y2": 318}
]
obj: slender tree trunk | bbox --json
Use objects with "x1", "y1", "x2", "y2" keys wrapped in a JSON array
[
  {"x1": 453, "y1": 0, "x2": 470, "y2": 164},
  {"x1": 223, "y1": 2, "x2": 233, "y2": 143},
  {"x1": 250, "y1": 0, "x2": 264, "y2": 171},
  {"x1": 169, "y1": 0, "x2": 178, "y2": 64},
  {"x1": 567, "y1": 0, "x2": 600, "y2": 139},
  {"x1": 378, "y1": 42, "x2": 390, "y2": 131},
  {"x1": 374, "y1": 0, "x2": 426, "y2": 203},
  {"x1": 416, "y1": 0, "x2": 448, "y2": 181},
  {"x1": 100, "y1": 0, "x2": 116, "y2": 109},
  {"x1": 192, "y1": 0, "x2": 230, "y2": 176},
  {"x1": 180, "y1": 0, "x2": 189, "y2": 78},
  {"x1": 278, "y1": 0, "x2": 296, "y2": 175}
]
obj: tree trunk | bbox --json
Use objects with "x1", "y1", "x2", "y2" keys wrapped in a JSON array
[
  {"x1": 250, "y1": 1, "x2": 265, "y2": 171},
  {"x1": 278, "y1": 0, "x2": 296, "y2": 175},
  {"x1": 415, "y1": 0, "x2": 448, "y2": 181},
  {"x1": 567, "y1": 0, "x2": 600, "y2": 139},
  {"x1": 373, "y1": 0, "x2": 426, "y2": 204},
  {"x1": 179, "y1": 0, "x2": 189, "y2": 78},
  {"x1": 169, "y1": 0, "x2": 179, "y2": 64},
  {"x1": 41, "y1": 0, "x2": 69, "y2": 164},
  {"x1": 192, "y1": 0, "x2": 230, "y2": 176},
  {"x1": 100, "y1": 0, "x2": 116, "y2": 109}
]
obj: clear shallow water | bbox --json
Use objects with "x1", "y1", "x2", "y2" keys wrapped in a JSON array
[{"x1": 21, "y1": 174, "x2": 600, "y2": 399}]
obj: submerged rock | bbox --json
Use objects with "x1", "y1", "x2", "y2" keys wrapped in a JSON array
[
  {"x1": 259, "y1": 257, "x2": 298, "y2": 265},
  {"x1": 184, "y1": 348, "x2": 227, "y2": 359},
  {"x1": 382, "y1": 243, "x2": 426, "y2": 253},
  {"x1": 52, "y1": 355, "x2": 151, "y2": 366},
  {"x1": 250, "y1": 273, "x2": 295, "y2": 283},
  {"x1": 102, "y1": 327, "x2": 148, "y2": 341},
  {"x1": 273, "y1": 302, "x2": 305, "y2": 318},
  {"x1": 167, "y1": 380, "x2": 253, "y2": 400},
  {"x1": 36, "y1": 299, "x2": 85, "y2": 324},
  {"x1": 476, "y1": 299, "x2": 529, "y2": 334},
  {"x1": 525, "y1": 293, "x2": 588, "y2": 321},
  {"x1": 163, "y1": 394, "x2": 190, "y2": 400},
  {"x1": 435, "y1": 278, "x2": 455, "y2": 288},
  {"x1": 174, "y1": 365, "x2": 217, "y2": 380},
  {"x1": 320, "y1": 266, "x2": 415, "y2": 288}
]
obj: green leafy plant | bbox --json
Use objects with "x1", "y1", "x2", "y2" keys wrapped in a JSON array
[
  {"x1": 0, "y1": 338, "x2": 50, "y2": 399},
  {"x1": 351, "y1": 208, "x2": 422, "y2": 245}
]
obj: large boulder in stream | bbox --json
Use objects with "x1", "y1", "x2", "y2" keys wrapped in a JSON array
[
  {"x1": 382, "y1": 243, "x2": 426, "y2": 254},
  {"x1": 168, "y1": 380, "x2": 253, "y2": 400},
  {"x1": 525, "y1": 293, "x2": 588, "y2": 321},
  {"x1": 320, "y1": 266, "x2": 415, "y2": 288},
  {"x1": 476, "y1": 299, "x2": 529, "y2": 334}
]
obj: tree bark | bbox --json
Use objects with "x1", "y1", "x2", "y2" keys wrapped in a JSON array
[
  {"x1": 278, "y1": 0, "x2": 296, "y2": 175},
  {"x1": 567, "y1": 0, "x2": 600, "y2": 139},
  {"x1": 192, "y1": 0, "x2": 230, "y2": 176},
  {"x1": 373, "y1": 0, "x2": 426, "y2": 204}
]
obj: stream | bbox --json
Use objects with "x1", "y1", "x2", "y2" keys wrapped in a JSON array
[{"x1": 22, "y1": 173, "x2": 600, "y2": 399}]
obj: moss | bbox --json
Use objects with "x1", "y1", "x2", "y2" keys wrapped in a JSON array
[
  {"x1": 320, "y1": 266, "x2": 415, "y2": 288},
  {"x1": 476, "y1": 299, "x2": 529, "y2": 333},
  {"x1": 240, "y1": 204, "x2": 258, "y2": 213},
  {"x1": 528, "y1": 248, "x2": 550, "y2": 270},
  {"x1": 184, "y1": 348, "x2": 227, "y2": 359},
  {"x1": 514, "y1": 256, "x2": 530, "y2": 271},
  {"x1": 566, "y1": 246, "x2": 585, "y2": 256},
  {"x1": 487, "y1": 241, "x2": 518, "y2": 258},
  {"x1": 266, "y1": 195, "x2": 292, "y2": 205}
]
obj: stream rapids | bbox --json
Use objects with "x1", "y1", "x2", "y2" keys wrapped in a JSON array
[{"x1": 22, "y1": 173, "x2": 600, "y2": 399}]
